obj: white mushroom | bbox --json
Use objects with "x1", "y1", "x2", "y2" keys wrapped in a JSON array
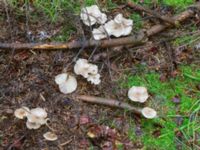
[
  {"x1": 55, "y1": 73, "x2": 68, "y2": 85},
  {"x1": 74, "y1": 59, "x2": 91, "y2": 78},
  {"x1": 87, "y1": 73, "x2": 101, "y2": 85},
  {"x1": 43, "y1": 132, "x2": 58, "y2": 141},
  {"x1": 128, "y1": 86, "x2": 149, "y2": 103},
  {"x1": 80, "y1": 5, "x2": 107, "y2": 26},
  {"x1": 141, "y1": 107, "x2": 157, "y2": 119},
  {"x1": 26, "y1": 121, "x2": 41, "y2": 129},
  {"x1": 74, "y1": 59, "x2": 98, "y2": 77},
  {"x1": 104, "y1": 14, "x2": 133, "y2": 37},
  {"x1": 74, "y1": 58, "x2": 101, "y2": 85},
  {"x1": 55, "y1": 73, "x2": 77, "y2": 94},
  {"x1": 14, "y1": 107, "x2": 30, "y2": 119},
  {"x1": 92, "y1": 26, "x2": 108, "y2": 40},
  {"x1": 27, "y1": 107, "x2": 47, "y2": 125}
]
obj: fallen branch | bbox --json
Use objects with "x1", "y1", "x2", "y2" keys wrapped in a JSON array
[
  {"x1": 0, "y1": 32, "x2": 146, "y2": 50},
  {"x1": 127, "y1": 1, "x2": 175, "y2": 25},
  {"x1": 77, "y1": 95, "x2": 142, "y2": 115},
  {"x1": 0, "y1": 3, "x2": 199, "y2": 50}
]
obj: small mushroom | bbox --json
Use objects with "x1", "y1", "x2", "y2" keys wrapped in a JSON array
[
  {"x1": 14, "y1": 107, "x2": 30, "y2": 119},
  {"x1": 74, "y1": 59, "x2": 98, "y2": 76},
  {"x1": 104, "y1": 14, "x2": 133, "y2": 37},
  {"x1": 128, "y1": 86, "x2": 149, "y2": 103},
  {"x1": 92, "y1": 26, "x2": 108, "y2": 40},
  {"x1": 27, "y1": 107, "x2": 47, "y2": 125},
  {"x1": 141, "y1": 107, "x2": 157, "y2": 119},
  {"x1": 87, "y1": 73, "x2": 101, "y2": 85},
  {"x1": 74, "y1": 59, "x2": 101, "y2": 85},
  {"x1": 80, "y1": 5, "x2": 107, "y2": 26},
  {"x1": 26, "y1": 121, "x2": 41, "y2": 129},
  {"x1": 43, "y1": 132, "x2": 58, "y2": 141},
  {"x1": 55, "y1": 73, "x2": 77, "y2": 94}
]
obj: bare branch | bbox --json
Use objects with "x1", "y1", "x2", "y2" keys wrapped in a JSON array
[{"x1": 76, "y1": 95, "x2": 142, "y2": 115}]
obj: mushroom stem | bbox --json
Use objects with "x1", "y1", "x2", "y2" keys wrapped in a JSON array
[{"x1": 77, "y1": 95, "x2": 142, "y2": 114}]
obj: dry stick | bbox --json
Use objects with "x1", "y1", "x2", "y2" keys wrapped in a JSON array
[
  {"x1": 77, "y1": 95, "x2": 142, "y2": 115},
  {"x1": 0, "y1": 3, "x2": 199, "y2": 50},
  {"x1": 146, "y1": 7, "x2": 196, "y2": 36},
  {"x1": 127, "y1": 1, "x2": 175, "y2": 25},
  {"x1": 0, "y1": 32, "x2": 145, "y2": 50}
]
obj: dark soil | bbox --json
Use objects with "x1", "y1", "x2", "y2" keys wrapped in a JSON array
[{"x1": 0, "y1": 2, "x2": 199, "y2": 150}]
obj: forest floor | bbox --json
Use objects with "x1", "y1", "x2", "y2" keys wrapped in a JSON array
[{"x1": 0, "y1": 0, "x2": 200, "y2": 150}]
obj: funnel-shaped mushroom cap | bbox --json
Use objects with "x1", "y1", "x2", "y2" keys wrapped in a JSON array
[
  {"x1": 26, "y1": 121, "x2": 41, "y2": 129},
  {"x1": 43, "y1": 132, "x2": 58, "y2": 141},
  {"x1": 104, "y1": 14, "x2": 133, "y2": 37},
  {"x1": 58, "y1": 75, "x2": 77, "y2": 94},
  {"x1": 80, "y1": 5, "x2": 107, "y2": 26},
  {"x1": 141, "y1": 107, "x2": 157, "y2": 119},
  {"x1": 128, "y1": 86, "x2": 149, "y2": 103},
  {"x1": 27, "y1": 108, "x2": 47, "y2": 124},
  {"x1": 92, "y1": 26, "x2": 108, "y2": 40},
  {"x1": 14, "y1": 107, "x2": 30, "y2": 119}
]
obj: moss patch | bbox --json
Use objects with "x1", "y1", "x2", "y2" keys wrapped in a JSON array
[{"x1": 122, "y1": 65, "x2": 200, "y2": 149}]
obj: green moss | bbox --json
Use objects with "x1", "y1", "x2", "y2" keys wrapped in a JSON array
[
  {"x1": 122, "y1": 65, "x2": 200, "y2": 149},
  {"x1": 163, "y1": 0, "x2": 194, "y2": 8},
  {"x1": 130, "y1": 14, "x2": 143, "y2": 31}
]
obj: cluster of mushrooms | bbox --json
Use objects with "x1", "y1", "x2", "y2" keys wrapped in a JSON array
[
  {"x1": 128, "y1": 86, "x2": 157, "y2": 119},
  {"x1": 14, "y1": 5, "x2": 156, "y2": 142},
  {"x1": 14, "y1": 107, "x2": 58, "y2": 141},
  {"x1": 81, "y1": 5, "x2": 133, "y2": 40},
  {"x1": 55, "y1": 58, "x2": 100, "y2": 94}
]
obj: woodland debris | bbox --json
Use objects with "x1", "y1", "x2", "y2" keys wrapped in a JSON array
[
  {"x1": 77, "y1": 95, "x2": 141, "y2": 114},
  {"x1": 77, "y1": 95, "x2": 157, "y2": 119},
  {"x1": 0, "y1": 3, "x2": 199, "y2": 50}
]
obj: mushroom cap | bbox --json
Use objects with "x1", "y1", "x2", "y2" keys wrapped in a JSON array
[
  {"x1": 14, "y1": 107, "x2": 30, "y2": 119},
  {"x1": 74, "y1": 59, "x2": 90, "y2": 78},
  {"x1": 27, "y1": 108, "x2": 47, "y2": 124},
  {"x1": 87, "y1": 73, "x2": 101, "y2": 85},
  {"x1": 128, "y1": 86, "x2": 149, "y2": 103},
  {"x1": 104, "y1": 14, "x2": 133, "y2": 37},
  {"x1": 55, "y1": 73, "x2": 68, "y2": 85},
  {"x1": 43, "y1": 132, "x2": 58, "y2": 141},
  {"x1": 27, "y1": 114, "x2": 48, "y2": 125},
  {"x1": 74, "y1": 59, "x2": 98, "y2": 78},
  {"x1": 80, "y1": 5, "x2": 107, "y2": 26},
  {"x1": 26, "y1": 121, "x2": 41, "y2": 129},
  {"x1": 58, "y1": 75, "x2": 77, "y2": 94},
  {"x1": 30, "y1": 108, "x2": 47, "y2": 118},
  {"x1": 141, "y1": 107, "x2": 157, "y2": 119},
  {"x1": 92, "y1": 26, "x2": 108, "y2": 40}
]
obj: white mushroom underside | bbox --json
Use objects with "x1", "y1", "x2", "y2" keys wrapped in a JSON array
[
  {"x1": 26, "y1": 121, "x2": 41, "y2": 129},
  {"x1": 58, "y1": 75, "x2": 77, "y2": 94}
]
